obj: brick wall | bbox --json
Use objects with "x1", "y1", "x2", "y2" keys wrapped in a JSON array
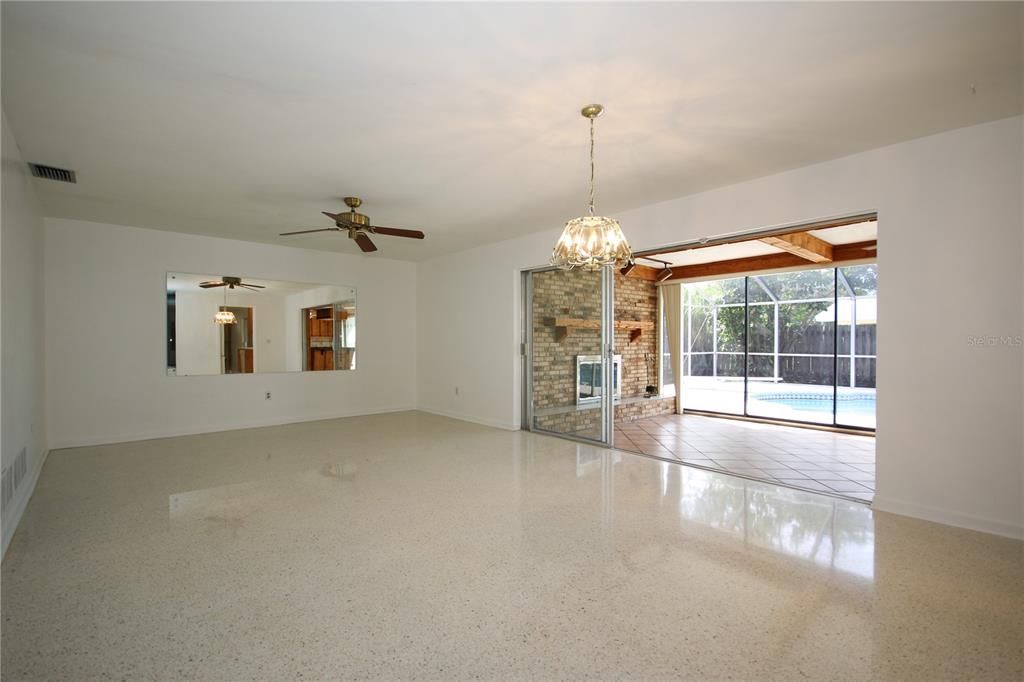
[
  {"x1": 614, "y1": 272, "x2": 659, "y2": 400},
  {"x1": 530, "y1": 269, "x2": 676, "y2": 436}
]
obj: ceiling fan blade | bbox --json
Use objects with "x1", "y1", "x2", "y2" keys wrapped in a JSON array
[
  {"x1": 238, "y1": 284, "x2": 264, "y2": 291},
  {"x1": 370, "y1": 226, "x2": 425, "y2": 240},
  {"x1": 354, "y1": 232, "x2": 378, "y2": 253},
  {"x1": 199, "y1": 282, "x2": 227, "y2": 288},
  {"x1": 279, "y1": 228, "x2": 337, "y2": 236},
  {"x1": 322, "y1": 211, "x2": 346, "y2": 222}
]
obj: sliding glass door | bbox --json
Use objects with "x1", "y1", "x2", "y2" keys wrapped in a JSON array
[
  {"x1": 745, "y1": 269, "x2": 836, "y2": 425},
  {"x1": 680, "y1": 277, "x2": 746, "y2": 414},
  {"x1": 835, "y1": 265, "x2": 877, "y2": 428},
  {"x1": 523, "y1": 266, "x2": 614, "y2": 444},
  {"x1": 678, "y1": 263, "x2": 876, "y2": 429}
]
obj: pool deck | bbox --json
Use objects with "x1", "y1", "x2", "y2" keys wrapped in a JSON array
[{"x1": 615, "y1": 413, "x2": 876, "y2": 502}]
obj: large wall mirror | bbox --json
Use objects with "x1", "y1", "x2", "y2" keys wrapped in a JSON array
[{"x1": 166, "y1": 272, "x2": 356, "y2": 376}]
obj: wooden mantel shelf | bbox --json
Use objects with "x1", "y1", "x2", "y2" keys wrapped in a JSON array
[{"x1": 544, "y1": 317, "x2": 654, "y2": 343}]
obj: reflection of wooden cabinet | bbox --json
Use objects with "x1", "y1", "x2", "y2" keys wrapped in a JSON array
[
  {"x1": 304, "y1": 305, "x2": 338, "y2": 371},
  {"x1": 307, "y1": 317, "x2": 334, "y2": 338},
  {"x1": 238, "y1": 348, "x2": 254, "y2": 374},
  {"x1": 309, "y1": 348, "x2": 334, "y2": 371}
]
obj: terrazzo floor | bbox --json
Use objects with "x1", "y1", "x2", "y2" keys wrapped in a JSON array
[
  {"x1": 2, "y1": 411, "x2": 1020, "y2": 679},
  {"x1": 616, "y1": 413, "x2": 876, "y2": 502}
]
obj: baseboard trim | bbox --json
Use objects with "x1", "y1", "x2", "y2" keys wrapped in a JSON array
[
  {"x1": 49, "y1": 406, "x2": 418, "y2": 450},
  {"x1": 2, "y1": 447, "x2": 50, "y2": 560},
  {"x1": 872, "y1": 495, "x2": 1023, "y2": 540},
  {"x1": 415, "y1": 407, "x2": 518, "y2": 431}
]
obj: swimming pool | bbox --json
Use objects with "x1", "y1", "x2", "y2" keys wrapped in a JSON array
[
  {"x1": 748, "y1": 391, "x2": 876, "y2": 427},
  {"x1": 755, "y1": 396, "x2": 876, "y2": 417}
]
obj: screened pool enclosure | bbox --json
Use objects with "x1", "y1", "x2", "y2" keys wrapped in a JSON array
[{"x1": 675, "y1": 264, "x2": 876, "y2": 429}]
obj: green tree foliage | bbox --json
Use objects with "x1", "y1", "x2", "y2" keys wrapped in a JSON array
[{"x1": 683, "y1": 265, "x2": 877, "y2": 356}]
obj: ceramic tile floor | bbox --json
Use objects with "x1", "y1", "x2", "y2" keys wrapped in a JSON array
[
  {"x1": 4, "y1": 412, "x2": 1020, "y2": 679},
  {"x1": 615, "y1": 413, "x2": 876, "y2": 502}
]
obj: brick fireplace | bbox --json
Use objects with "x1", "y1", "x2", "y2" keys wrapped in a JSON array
[{"x1": 530, "y1": 269, "x2": 676, "y2": 436}]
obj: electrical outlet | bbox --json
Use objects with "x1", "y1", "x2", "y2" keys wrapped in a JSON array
[{"x1": 265, "y1": 392, "x2": 272, "y2": 400}]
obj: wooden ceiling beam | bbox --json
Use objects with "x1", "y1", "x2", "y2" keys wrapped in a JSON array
[
  {"x1": 636, "y1": 213, "x2": 876, "y2": 260},
  {"x1": 621, "y1": 264, "x2": 661, "y2": 281},
  {"x1": 664, "y1": 240, "x2": 875, "y2": 281},
  {"x1": 759, "y1": 232, "x2": 833, "y2": 263}
]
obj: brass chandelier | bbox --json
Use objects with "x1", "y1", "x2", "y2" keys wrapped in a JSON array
[{"x1": 550, "y1": 104, "x2": 632, "y2": 270}]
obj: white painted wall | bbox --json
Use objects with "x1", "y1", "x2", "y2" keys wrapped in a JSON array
[
  {"x1": 248, "y1": 292, "x2": 287, "y2": 374},
  {"x1": 1, "y1": 112, "x2": 48, "y2": 555},
  {"x1": 417, "y1": 116, "x2": 1024, "y2": 539},
  {"x1": 174, "y1": 290, "x2": 225, "y2": 376},
  {"x1": 45, "y1": 219, "x2": 417, "y2": 448}
]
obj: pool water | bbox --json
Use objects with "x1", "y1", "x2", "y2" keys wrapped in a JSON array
[{"x1": 757, "y1": 397, "x2": 876, "y2": 417}]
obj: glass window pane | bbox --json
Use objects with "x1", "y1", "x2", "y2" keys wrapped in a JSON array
[
  {"x1": 746, "y1": 268, "x2": 835, "y2": 424},
  {"x1": 530, "y1": 268, "x2": 606, "y2": 440},
  {"x1": 836, "y1": 264, "x2": 877, "y2": 428},
  {"x1": 680, "y1": 276, "x2": 745, "y2": 415}
]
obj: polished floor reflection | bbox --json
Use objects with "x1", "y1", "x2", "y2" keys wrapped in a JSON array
[{"x1": 3, "y1": 412, "x2": 1021, "y2": 679}]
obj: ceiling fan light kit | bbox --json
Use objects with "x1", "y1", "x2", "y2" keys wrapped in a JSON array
[
  {"x1": 280, "y1": 196, "x2": 426, "y2": 254},
  {"x1": 550, "y1": 104, "x2": 632, "y2": 271}
]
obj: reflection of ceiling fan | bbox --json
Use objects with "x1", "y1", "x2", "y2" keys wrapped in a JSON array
[
  {"x1": 279, "y1": 197, "x2": 425, "y2": 253},
  {"x1": 199, "y1": 276, "x2": 265, "y2": 291}
]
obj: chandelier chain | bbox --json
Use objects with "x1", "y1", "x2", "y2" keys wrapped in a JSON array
[
  {"x1": 588, "y1": 117, "x2": 596, "y2": 216},
  {"x1": 549, "y1": 103, "x2": 631, "y2": 271}
]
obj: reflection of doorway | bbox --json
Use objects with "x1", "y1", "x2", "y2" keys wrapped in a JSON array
[
  {"x1": 220, "y1": 306, "x2": 254, "y2": 373},
  {"x1": 304, "y1": 306, "x2": 338, "y2": 371}
]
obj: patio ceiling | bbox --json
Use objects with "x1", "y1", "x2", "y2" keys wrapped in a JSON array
[{"x1": 626, "y1": 219, "x2": 877, "y2": 282}]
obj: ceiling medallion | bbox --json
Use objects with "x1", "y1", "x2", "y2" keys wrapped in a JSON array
[{"x1": 550, "y1": 104, "x2": 632, "y2": 271}]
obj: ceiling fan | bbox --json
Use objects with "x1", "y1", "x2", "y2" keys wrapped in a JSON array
[
  {"x1": 198, "y1": 276, "x2": 265, "y2": 291},
  {"x1": 279, "y1": 197, "x2": 425, "y2": 253}
]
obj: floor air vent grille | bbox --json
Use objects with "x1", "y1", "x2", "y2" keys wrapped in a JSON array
[
  {"x1": 1, "y1": 466, "x2": 12, "y2": 513},
  {"x1": 2, "y1": 449, "x2": 29, "y2": 513}
]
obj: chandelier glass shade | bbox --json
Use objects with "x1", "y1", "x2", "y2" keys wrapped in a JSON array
[
  {"x1": 551, "y1": 104, "x2": 632, "y2": 270},
  {"x1": 551, "y1": 215, "x2": 631, "y2": 271},
  {"x1": 214, "y1": 308, "x2": 237, "y2": 325}
]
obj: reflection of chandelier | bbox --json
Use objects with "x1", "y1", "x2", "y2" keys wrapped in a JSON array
[
  {"x1": 214, "y1": 286, "x2": 236, "y2": 325},
  {"x1": 550, "y1": 104, "x2": 632, "y2": 271},
  {"x1": 214, "y1": 309, "x2": 236, "y2": 325}
]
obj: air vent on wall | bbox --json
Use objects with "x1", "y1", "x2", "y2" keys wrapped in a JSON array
[
  {"x1": 2, "y1": 449, "x2": 29, "y2": 513},
  {"x1": 27, "y1": 162, "x2": 76, "y2": 184}
]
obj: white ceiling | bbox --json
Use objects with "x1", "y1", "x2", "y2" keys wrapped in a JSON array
[
  {"x1": 2, "y1": 2, "x2": 1020, "y2": 261},
  {"x1": 659, "y1": 220, "x2": 877, "y2": 267}
]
